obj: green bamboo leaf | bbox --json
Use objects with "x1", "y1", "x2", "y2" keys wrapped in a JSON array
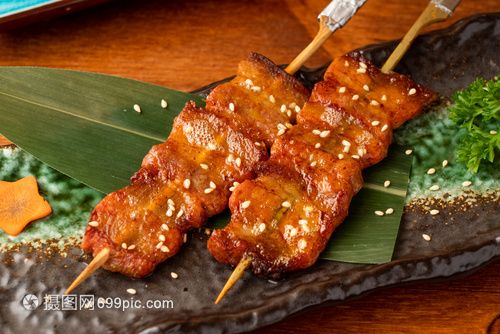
[
  {"x1": 0, "y1": 67, "x2": 204, "y2": 194},
  {"x1": 0, "y1": 67, "x2": 412, "y2": 264}
]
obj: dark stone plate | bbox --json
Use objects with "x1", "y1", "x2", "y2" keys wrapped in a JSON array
[{"x1": 1, "y1": 12, "x2": 499, "y2": 334}]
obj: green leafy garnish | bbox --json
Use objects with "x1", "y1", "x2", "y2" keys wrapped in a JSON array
[{"x1": 448, "y1": 77, "x2": 500, "y2": 173}]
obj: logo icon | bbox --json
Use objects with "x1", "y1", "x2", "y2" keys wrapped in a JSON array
[{"x1": 22, "y1": 294, "x2": 39, "y2": 310}]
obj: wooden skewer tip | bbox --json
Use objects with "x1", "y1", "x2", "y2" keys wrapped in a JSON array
[
  {"x1": 215, "y1": 257, "x2": 252, "y2": 304},
  {"x1": 65, "y1": 248, "x2": 110, "y2": 295}
]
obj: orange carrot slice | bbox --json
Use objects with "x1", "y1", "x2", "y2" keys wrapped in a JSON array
[{"x1": 0, "y1": 175, "x2": 52, "y2": 236}]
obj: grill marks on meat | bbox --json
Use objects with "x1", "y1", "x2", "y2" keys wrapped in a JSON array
[
  {"x1": 81, "y1": 53, "x2": 310, "y2": 278},
  {"x1": 207, "y1": 52, "x2": 437, "y2": 279}
]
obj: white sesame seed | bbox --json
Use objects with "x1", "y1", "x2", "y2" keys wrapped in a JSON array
[
  {"x1": 171, "y1": 272, "x2": 179, "y2": 279},
  {"x1": 245, "y1": 79, "x2": 254, "y2": 86},
  {"x1": 442, "y1": 160, "x2": 448, "y2": 167},
  {"x1": 384, "y1": 180, "x2": 391, "y2": 188},
  {"x1": 287, "y1": 109, "x2": 292, "y2": 118},
  {"x1": 343, "y1": 146, "x2": 350, "y2": 153},
  {"x1": 167, "y1": 209, "x2": 173, "y2": 217},
  {"x1": 375, "y1": 210, "x2": 385, "y2": 216},
  {"x1": 430, "y1": 209, "x2": 440, "y2": 215},
  {"x1": 156, "y1": 241, "x2": 163, "y2": 249},
  {"x1": 269, "y1": 95, "x2": 275, "y2": 103},
  {"x1": 229, "y1": 103, "x2": 235, "y2": 111},
  {"x1": 122, "y1": 243, "x2": 127, "y2": 249},
  {"x1": 290, "y1": 228, "x2": 298, "y2": 237},
  {"x1": 285, "y1": 122, "x2": 293, "y2": 129},
  {"x1": 277, "y1": 129, "x2": 286, "y2": 136},
  {"x1": 405, "y1": 149, "x2": 413, "y2": 155},
  {"x1": 339, "y1": 87, "x2": 346, "y2": 93},
  {"x1": 371, "y1": 121, "x2": 380, "y2": 126},
  {"x1": 161, "y1": 99, "x2": 168, "y2": 108},
  {"x1": 161, "y1": 245, "x2": 169, "y2": 252},
  {"x1": 255, "y1": 142, "x2": 261, "y2": 146},
  {"x1": 298, "y1": 239, "x2": 307, "y2": 249},
  {"x1": 289, "y1": 102, "x2": 297, "y2": 109},
  {"x1": 127, "y1": 245, "x2": 136, "y2": 250},
  {"x1": 338, "y1": 153, "x2": 344, "y2": 159},
  {"x1": 352, "y1": 155, "x2": 360, "y2": 159},
  {"x1": 342, "y1": 140, "x2": 351, "y2": 146},
  {"x1": 357, "y1": 68, "x2": 367, "y2": 74},
  {"x1": 281, "y1": 104, "x2": 287, "y2": 112},
  {"x1": 167, "y1": 198, "x2": 174, "y2": 206},
  {"x1": 133, "y1": 104, "x2": 141, "y2": 113},
  {"x1": 310, "y1": 161, "x2": 317, "y2": 167},
  {"x1": 315, "y1": 143, "x2": 321, "y2": 149},
  {"x1": 159, "y1": 235, "x2": 166, "y2": 241},
  {"x1": 235, "y1": 157, "x2": 241, "y2": 167},
  {"x1": 278, "y1": 123, "x2": 287, "y2": 130},
  {"x1": 430, "y1": 185, "x2": 440, "y2": 191},
  {"x1": 363, "y1": 85, "x2": 370, "y2": 91},
  {"x1": 381, "y1": 124, "x2": 388, "y2": 132},
  {"x1": 177, "y1": 209, "x2": 184, "y2": 218},
  {"x1": 312, "y1": 129, "x2": 321, "y2": 135},
  {"x1": 185, "y1": 126, "x2": 193, "y2": 133},
  {"x1": 161, "y1": 224, "x2": 169, "y2": 231},
  {"x1": 352, "y1": 94, "x2": 359, "y2": 100},
  {"x1": 304, "y1": 206, "x2": 314, "y2": 212},
  {"x1": 227, "y1": 153, "x2": 234, "y2": 163},
  {"x1": 282, "y1": 201, "x2": 292, "y2": 208},
  {"x1": 462, "y1": 181, "x2": 472, "y2": 187},
  {"x1": 409, "y1": 88, "x2": 417, "y2": 95},
  {"x1": 320, "y1": 130, "x2": 330, "y2": 138},
  {"x1": 427, "y1": 168, "x2": 436, "y2": 175},
  {"x1": 183, "y1": 179, "x2": 191, "y2": 189},
  {"x1": 385, "y1": 208, "x2": 394, "y2": 215},
  {"x1": 200, "y1": 163, "x2": 208, "y2": 170},
  {"x1": 241, "y1": 200, "x2": 251, "y2": 209},
  {"x1": 358, "y1": 148, "x2": 365, "y2": 156},
  {"x1": 359, "y1": 62, "x2": 367, "y2": 69},
  {"x1": 204, "y1": 188, "x2": 214, "y2": 194},
  {"x1": 298, "y1": 219, "x2": 308, "y2": 225},
  {"x1": 259, "y1": 223, "x2": 266, "y2": 232},
  {"x1": 422, "y1": 234, "x2": 431, "y2": 241},
  {"x1": 169, "y1": 204, "x2": 175, "y2": 211},
  {"x1": 88, "y1": 221, "x2": 99, "y2": 227},
  {"x1": 251, "y1": 86, "x2": 261, "y2": 92},
  {"x1": 127, "y1": 289, "x2": 137, "y2": 295},
  {"x1": 210, "y1": 181, "x2": 216, "y2": 189},
  {"x1": 229, "y1": 186, "x2": 236, "y2": 192},
  {"x1": 382, "y1": 95, "x2": 387, "y2": 101},
  {"x1": 345, "y1": 60, "x2": 349, "y2": 66},
  {"x1": 490, "y1": 130, "x2": 498, "y2": 135},
  {"x1": 371, "y1": 100, "x2": 380, "y2": 106},
  {"x1": 295, "y1": 105, "x2": 301, "y2": 112},
  {"x1": 205, "y1": 228, "x2": 211, "y2": 235}
]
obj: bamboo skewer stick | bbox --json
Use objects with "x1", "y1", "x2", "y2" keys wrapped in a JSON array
[
  {"x1": 215, "y1": 0, "x2": 460, "y2": 304},
  {"x1": 65, "y1": 248, "x2": 110, "y2": 295},
  {"x1": 285, "y1": 16, "x2": 334, "y2": 75},
  {"x1": 215, "y1": 257, "x2": 253, "y2": 304},
  {"x1": 381, "y1": 1, "x2": 452, "y2": 73}
]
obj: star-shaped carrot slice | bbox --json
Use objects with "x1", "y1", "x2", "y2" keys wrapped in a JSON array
[{"x1": 0, "y1": 175, "x2": 52, "y2": 236}]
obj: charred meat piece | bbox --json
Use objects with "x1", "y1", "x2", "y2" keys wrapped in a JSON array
[{"x1": 208, "y1": 51, "x2": 437, "y2": 279}]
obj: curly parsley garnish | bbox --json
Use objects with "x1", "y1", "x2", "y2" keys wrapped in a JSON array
[{"x1": 448, "y1": 77, "x2": 500, "y2": 174}]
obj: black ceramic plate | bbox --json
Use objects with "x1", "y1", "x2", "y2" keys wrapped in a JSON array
[{"x1": 1, "y1": 13, "x2": 500, "y2": 334}]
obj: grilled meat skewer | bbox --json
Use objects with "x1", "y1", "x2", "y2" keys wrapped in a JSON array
[{"x1": 208, "y1": 51, "x2": 437, "y2": 280}]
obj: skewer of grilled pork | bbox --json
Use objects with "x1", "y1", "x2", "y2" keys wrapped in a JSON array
[
  {"x1": 65, "y1": 53, "x2": 310, "y2": 293},
  {"x1": 208, "y1": 51, "x2": 437, "y2": 302}
]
